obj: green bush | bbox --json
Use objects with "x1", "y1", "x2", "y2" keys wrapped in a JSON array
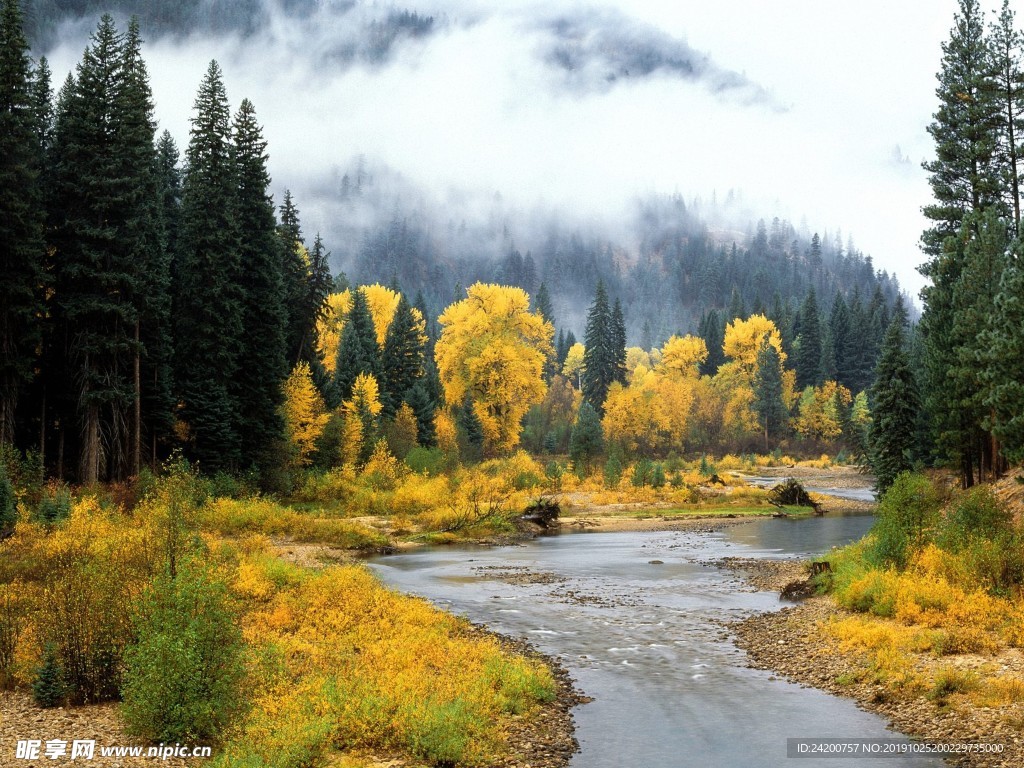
[
  {"x1": 868, "y1": 472, "x2": 942, "y2": 569},
  {"x1": 937, "y1": 486, "x2": 1013, "y2": 551},
  {"x1": 32, "y1": 644, "x2": 66, "y2": 708},
  {"x1": 631, "y1": 458, "x2": 653, "y2": 488},
  {"x1": 405, "y1": 446, "x2": 449, "y2": 476},
  {"x1": 34, "y1": 483, "x2": 72, "y2": 524},
  {"x1": 604, "y1": 450, "x2": 623, "y2": 488},
  {"x1": 650, "y1": 463, "x2": 666, "y2": 489},
  {"x1": 121, "y1": 560, "x2": 246, "y2": 744}
]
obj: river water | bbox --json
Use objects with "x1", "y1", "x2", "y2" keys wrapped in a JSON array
[{"x1": 369, "y1": 515, "x2": 942, "y2": 768}]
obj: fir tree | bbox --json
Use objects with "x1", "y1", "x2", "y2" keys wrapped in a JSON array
[
  {"x1": 175, "y1": 60, "x2": 242, "y2": 472},
  {"x1": 231, "y1": 97, "x2": 288, "y2": 472},
  {"x1": 568, "y1": 400, "x2": 603, "y2": 473},
  {"x1": 981, "y1": 236, "x2": 1024, "y2": 462},
  {"x1": 380, "y1": 293, "x2": 425, "y2": 420},
  {"x1": 795, "y1": 288, "x2": 823, "y2": 388},
  {"x1": 404, "y1": 380, "x2": 436, "y2": 447},
  {"x1": 753, "y1": 337, "x2": 787, "y2": 451},
  {"x1": 829, "y1": 293, "x2": 852, "y2": 389},
  {"x1": 278, "y1": 190, "x2": 309, "y2": 363},
  {"x1": 869, "y1": 309, "x2": 920, "y2": 494},
  {"x1": 0, "y1": 0, "x2": 46, "y2": 445},
  {"x1": 611, "y1": 298, "x2": 627, "y2": 385},
  {"x1": 333, "y1": 289, "x2": 377, "y2": 403},
  {"x1": 582, "y1": 281, "x2": 614, "y2": 412}
]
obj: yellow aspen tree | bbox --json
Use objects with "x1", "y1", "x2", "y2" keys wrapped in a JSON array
[
  {"x1": 344, "y1": 372, "x2": 384, "y2": 465},
  {"x1": 658, "y1": 335, "x2": 708, "y2": 377},
  {"x1": 435, "y1": 283, "x2": 554, "y2": 455},
  {"x1": 562, "y1": 342, "x2": 586, "y2": 389},
  {"x1": 315, "y1": 290, "x2": 352, "y2": 375},
  {"x1": 360, "y1": 284, "x2": 401, "y2": 346},
  {"x1": 281, "y1": 361, "x2": 330, "y2": 466},
  {"x1": 624, "y1": 347, "x2": 651, "y2": 381},
  {"x1": 722, "y1": 315, "x2": 785, "y2": 372}
]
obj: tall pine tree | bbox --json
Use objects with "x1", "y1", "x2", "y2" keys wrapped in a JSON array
[
  {"x1": 231, "y1": 97, "x2": 288, "y2": 472},
  {"x1": 869, "y1": 308, "x2": 921, "y2": 494},
  {"x1": 176, "y1": 60, "x2": 242, "y2": 472},
  {"x1": 582, "y1": 281, "x2": 614, "y2": 412},
  {"x1": 0, "y1": 0, "x2": 46, "y2": 445}
]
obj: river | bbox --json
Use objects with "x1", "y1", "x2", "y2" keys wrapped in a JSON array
[{"x1": 368, "y1": 515, "x2": 943, "y2": 767}]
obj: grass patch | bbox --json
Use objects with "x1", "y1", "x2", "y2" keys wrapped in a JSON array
[{"x1": 202, "y1": 497, "x2": 388, "y2": 550}]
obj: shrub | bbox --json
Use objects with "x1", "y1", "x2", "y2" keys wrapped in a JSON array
[
  {"x1": 631, "y1": 458, "x2": 653, "y2": 488},
  {"x1": 405, "y1": 446, "x2": 449, "y2": 476},
  {"x1": 121, "y1": 560, "x2": 246, "y2": 744},
  {"x1": 32, "y1": 644, "x2": 66, "y2": 708},
  {"x1": 0, "y1": 586, "x2": 22, "y2": 689},
  {"x1": 868, "y1": 472, "x2": 942, "y2": 569},
  {"x1": 604, "y1": 449, "x2": 624, "y2": 488},
  {"x1": 33, "y1": 482, "x2": 72, "y2": 524},
  {"x1": 0, "y1": 463, "x2": 16, "y2": 533}
]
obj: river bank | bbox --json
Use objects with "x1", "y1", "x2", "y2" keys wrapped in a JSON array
[{"x1": 732, "y1": 598, "x2": 1024, "y2": 768}]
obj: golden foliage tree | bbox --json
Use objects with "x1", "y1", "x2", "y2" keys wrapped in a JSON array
[
  {"x1": 360, "y1": 284, "x2": 401, "y2": 347},
  {"x1": 562, "y1": 342, "x2": 586, "y2": 389},
  {"x1": 794, "y1": 381, "x2": 853, "y2": 440},
  {"x1": 658, "y1": 335, "x2": 708, "y2": 376},
  {"x1": 722, "y1": 314, "x2": 785, "y2": 372},
  {"x1": 435, "y1": 284, "x2": 554, "y2": 455},
  {"x1": 281, "y1": 362, "x2": 330, "y2": 466},
  {"x1": 315, "y1": 290, "x2": 353, "y2": 375}
]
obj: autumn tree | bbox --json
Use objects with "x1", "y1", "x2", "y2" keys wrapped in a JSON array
[
  {"x1": 281, "y1": 361, "x2": 329, "y2": 468},
  {"x1": 435, "y1": 284, "x2": 553, "y2": 455}
]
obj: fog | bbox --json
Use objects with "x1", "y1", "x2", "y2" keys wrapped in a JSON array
[{"x1": 41, "y1": 0, "x2": 977, "y2": 297}]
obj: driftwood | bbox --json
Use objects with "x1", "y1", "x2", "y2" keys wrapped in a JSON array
[
  {"x1": 520, "y1": 497, "x2": 560, "y2": 529},
  {"x1": 768, "y1": 478, "x2": 823, "y2": 515}
]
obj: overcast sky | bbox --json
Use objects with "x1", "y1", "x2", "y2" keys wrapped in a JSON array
[{"x1": 46, "y1": 0, "x2": 986, "y2": 297}]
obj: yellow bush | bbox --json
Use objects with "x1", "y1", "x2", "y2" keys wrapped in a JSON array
[
  {"x1": 226, "y1": 563, "x2": 554, "y2": 766},
  {"x1": 202, "y1": 498, "x2": 386, "y2": 550}
]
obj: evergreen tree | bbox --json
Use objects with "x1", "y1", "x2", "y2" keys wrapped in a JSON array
[
  {"x1": 533, "y1": 281, "x2": 554, "y2": 325},
  {"x1": 919, "y1": 0, "x2": 1003, "y2": 486},
  {"x1": 582, "y1": 281, "x2": 614, "y2": 412},
  {"x1": 0, "y1": 0, "x2": 46, "y2": 445},
  {"x1": 122, "y1": 18, "x2": 170, "y2": 475},
  {"x1": 753, "y1": 337, "x2": 787, "y2": 451},
  {"x1": 457, "y1": 394, "x2": 483, "y2": 462},
  {"x1": 869, "y1": 307, "x2": 920, "y2": 493},
  {"x1": 568, "y1": 400, "x2": 603, "y2": 472},
  {"x1": 698, "y1": 310, "x2": 725, "y2": 376},
  {"x1": 404, "y1": 379, "x2": 436, "y2": 447},
  {"x1": 829, "y1": 293, "x2": 852, "y2": 389},
  {"x1": 49, "y1": 15, "x2": 162, "y2": 480},
  {"x1": 989, "y1": 0, "x2": 1024, "y2": 231},
  {"x1": 380, "y1": 293, "x2": 425, "y2": 420},
  {"x1": 795, "y1": 288, "x2": 822, "y2": 388},
  {"x1": 333, "y1": 288, "x2": 377, "y2": 403},
  {"x1": 981, "y1": 236, "x2": 1024, "y2": 462},
  {"x1": 611, "y1": 298, "x2": 627, "y2": 385},
  {"x1": 231, "y1": 97, "x2": 288, "y2": 472},
  {"x1": 278, "y1": 189, "x2": 309, "y2": 363},
  {"x1": 175, "y1": 60, "x2": 242, "y2": 472}
]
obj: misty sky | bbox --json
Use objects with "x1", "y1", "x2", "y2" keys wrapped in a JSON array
[{"x1": 45, "y1": 0, "x2": 983, "y2": 297}]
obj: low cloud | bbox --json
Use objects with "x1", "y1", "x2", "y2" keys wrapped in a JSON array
[{"x1": 39, "y1": 0, "x2": 957, "y2": 298}]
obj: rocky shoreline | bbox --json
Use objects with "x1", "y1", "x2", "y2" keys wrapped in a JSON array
[{"x1": 727, "y1": 579, "x2": 1024, "y2": 768}]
